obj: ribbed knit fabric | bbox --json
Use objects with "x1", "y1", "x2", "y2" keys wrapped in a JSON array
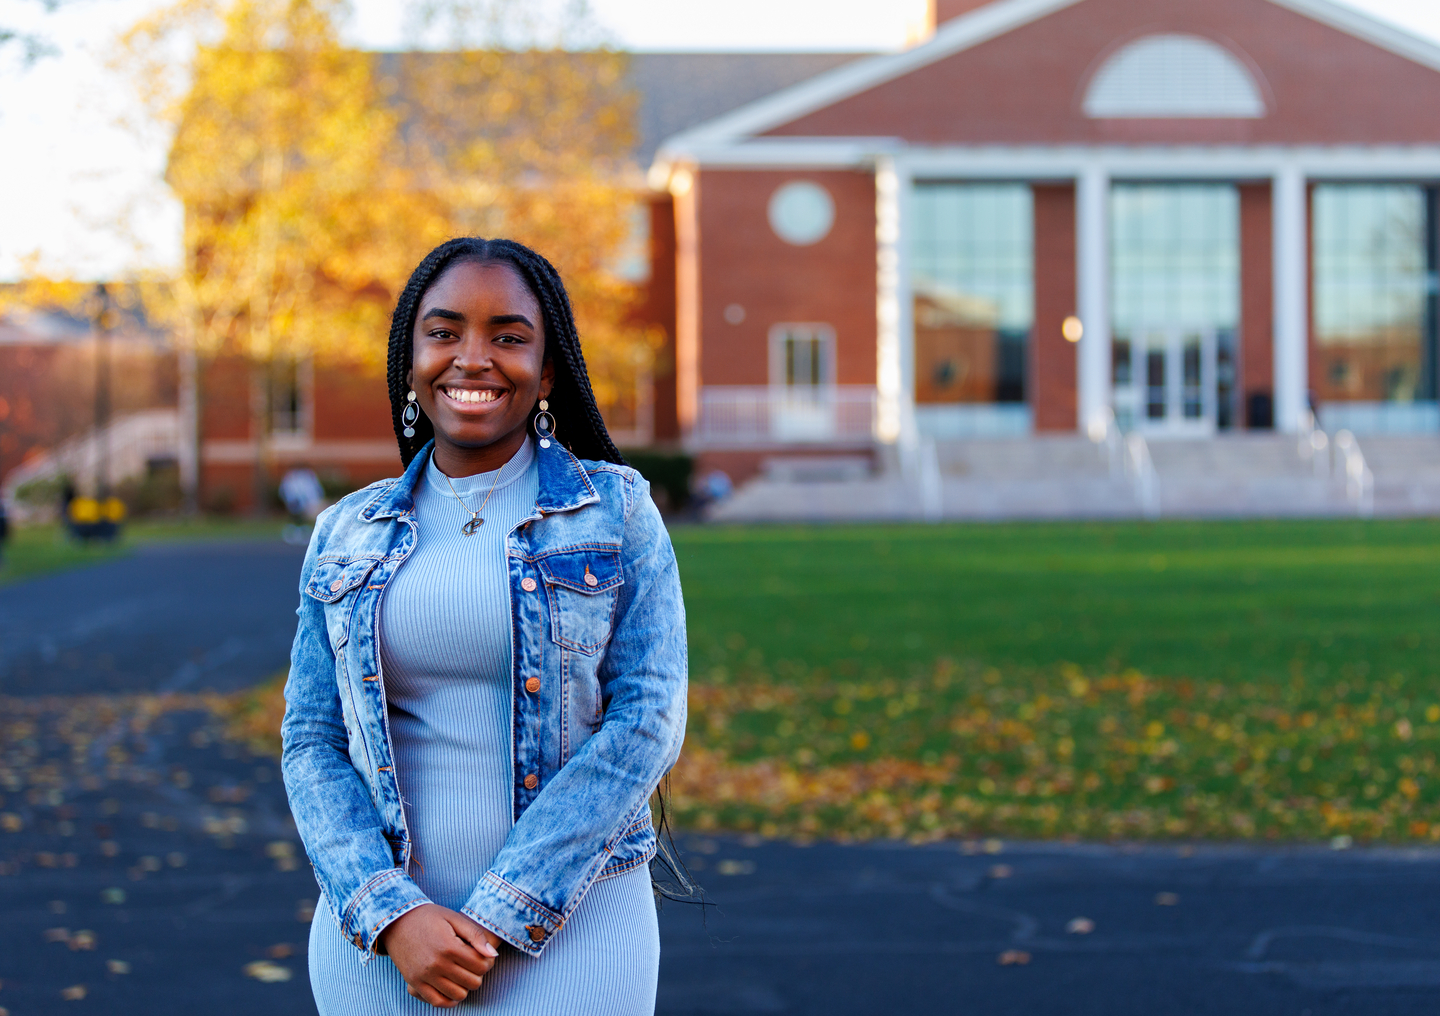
[{"x1": 308, "y1": 439, "x2": 660, "y2": 1015}]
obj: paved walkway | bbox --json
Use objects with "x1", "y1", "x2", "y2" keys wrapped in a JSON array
[{"x1": 0, "y1": 542, "x2": 306, "y2": 696}]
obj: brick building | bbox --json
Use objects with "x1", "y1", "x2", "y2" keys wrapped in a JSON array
[{"x1": 645, "y1": 0, "x2": 1440, "y2": 482}]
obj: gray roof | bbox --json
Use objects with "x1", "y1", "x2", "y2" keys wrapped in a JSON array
[{"x1": 628, "y1": 53, "x2": 875, "y2": 165}]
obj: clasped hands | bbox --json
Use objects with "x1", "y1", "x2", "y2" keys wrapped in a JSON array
[{"x1": 378, "y1": 903, "x2": 503, "y2": 1008}]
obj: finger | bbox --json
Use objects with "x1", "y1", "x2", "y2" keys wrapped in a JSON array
[
  {"x1": 443, "y1": 944, "x2": 495, "y2": 977},
  {"x1": 409, "y1": 982, "x2": 458, "y2": 1009},
  {"x1": 449, "y1": 914, "x2": 500, "y2": 959},
  {"x1": 429, "y1": 975, "x2": 472, "y2": 1003},
  {"x1": 434, "y1": 958, "x2": 485, "y2": 991}
]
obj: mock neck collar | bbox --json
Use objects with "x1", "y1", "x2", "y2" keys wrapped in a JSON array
[{"x1": 359, "y1": 438, "x2": 600, "y2": 522}]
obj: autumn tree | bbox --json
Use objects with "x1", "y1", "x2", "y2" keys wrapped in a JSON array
[{"x1": 118, "y1": 0, "x2": 650, "y2": 511}]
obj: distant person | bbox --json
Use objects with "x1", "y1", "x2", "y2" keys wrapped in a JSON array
[
  {"x1": 694, "y1": 468, "x2": 733, "y2": 507},
  {"x1": 282, "y1": 238, "x2": 688, "y2": 1014},
  {"x1": 0, "y1": 497, "x2": 9, "y2": 566},
  {"x1": 278, "y1": 466, "x2": 325, "y2": 545}
]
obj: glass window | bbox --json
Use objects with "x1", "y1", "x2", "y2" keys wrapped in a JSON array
[
  {"x1": 1313, "y1": 185, "x2": 1431, "y2": 404},
  {"x1": 768, "y1": 324, "x2": 834, "y2": 388},
  {"x1": 910, "y1": 183, "x2": 1032, "y2": 405}
]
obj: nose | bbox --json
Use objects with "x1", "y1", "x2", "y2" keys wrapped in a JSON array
[{"x1": 452, "y1": 335, "x2": 493, "y2": 374}]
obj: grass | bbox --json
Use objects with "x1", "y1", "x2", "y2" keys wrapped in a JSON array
[
  {"x1": 0, "y1": 518, "x2": 288, "y2": 586},
  {"x1": 664, "y1": 520, "x2": 1440, "y2": 843}
]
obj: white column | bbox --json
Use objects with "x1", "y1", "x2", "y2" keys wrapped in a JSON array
[
  {"x1": 875, "y1": 155, "x2": 914, "y2": 449},
  {"x1": 1272, "y1": 164, "x2": 1309, "y2": 434},
  {"x1": 1076, "y1": 164, "x2": 1111, "y2": 432},
  {"x1": 670, "y1": 167, "x2": 700, "y2": 440}
]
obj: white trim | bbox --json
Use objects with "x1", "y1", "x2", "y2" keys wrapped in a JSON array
[
  {"x1": 652, "y1": 0, "x2": 1440, "y2": 173},
  {"x1": 1266, "y1": 0, "x2": 1440, "y2": 75},
  {"x1": 673, "y1": 139, "x2": 1440, "y2": 176},
  {"x1": 1272, "y1": 164, "x2": 1309, "y2": 435},
  {"x1": 876, "y1": 156, "x2": 906, "y2": 445},
  {"x1": 201, "y1": 439, "x2": 397, "y2": 464},
  {"x1": 654, "y1": 0, "x2": 1084, "y2": 164},
  {"x1": 1076, "y1": 164, "x2": 1110, "y2": 432}
]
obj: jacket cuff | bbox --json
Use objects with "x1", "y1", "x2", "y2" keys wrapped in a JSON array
[
  {"x1": 461, "y1": 871, "x2": 564, "y2": 958},
  {"x1": 341, "y1": 867, "x2": 432, "y2": 962}
]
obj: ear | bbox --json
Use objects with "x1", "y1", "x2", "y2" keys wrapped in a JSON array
[
  {"x1": 405, "y1": 367, "x2": 413, "y2": 391},
  {"x1": 539, "y1": 356, "x2": 555, "y2": 401}
]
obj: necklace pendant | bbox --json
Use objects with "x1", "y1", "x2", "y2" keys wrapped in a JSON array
[{"x1": 462, "y1": 516, "x2": 484, "y2": 536}]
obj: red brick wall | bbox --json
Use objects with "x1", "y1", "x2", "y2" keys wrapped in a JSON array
[
  {"x1": 1238, "y1": 182, "x2": 1273, "y2": 427},
  {"x1": 696, "y1": 169, "x2": 877, "y2": 387},
  {"x1": 311, "y1": 363, "x2": 392, "y2": 442},
  {"x1": 1031, "y1": 183, "x2": 1077, "y2": 431},
  {"x1": 766, "y1": 0, "x2": 1440, "y2": 145}
]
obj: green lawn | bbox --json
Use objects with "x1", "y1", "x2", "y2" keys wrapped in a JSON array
[
  {"x1": 0, "y1": 518, "x2": 287, "y2": 586},
  {"x1": 666, "y1": 520, "x2": 1440, "y2": 843},
  {"x1": 671, "y1": 519, "x2": 1440, "y2": 692}
]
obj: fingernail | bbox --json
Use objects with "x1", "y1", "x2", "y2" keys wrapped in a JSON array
[{"x1": 482, "y1": 943, "x2": 498, "y2": 957}]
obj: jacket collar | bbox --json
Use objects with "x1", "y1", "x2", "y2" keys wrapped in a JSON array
[{"x1": 359, "y1": 438, "x2": 599, "y2": 522}]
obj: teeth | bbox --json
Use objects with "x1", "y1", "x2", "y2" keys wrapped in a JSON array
[{"x1": 446, "y1": 388, "x2": 499, "y2": 404}]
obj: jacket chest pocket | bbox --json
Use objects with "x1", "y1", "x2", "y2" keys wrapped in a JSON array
[
  {"x1": 536, "y1": 549, "x2": 623, "y2": 656},
  {"x1": 304, "y1": 557, "x2": 380, "y2": 650}
]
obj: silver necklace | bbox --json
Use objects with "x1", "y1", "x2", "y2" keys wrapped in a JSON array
[{"x1": 442, "y1": 458, "x2": 510, "y2": 536}]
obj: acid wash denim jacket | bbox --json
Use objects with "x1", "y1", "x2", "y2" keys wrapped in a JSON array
[{"x1": 281, "y1": 438, "x2": 687, "y2": 960}]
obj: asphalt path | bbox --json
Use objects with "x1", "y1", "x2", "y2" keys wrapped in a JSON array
[
  {"x1": 0, "y1": 542, "x2": 306, "y2": 695},
  {"x1": 4, "y1": 543, "x2": 1440, "y2": 1014}
]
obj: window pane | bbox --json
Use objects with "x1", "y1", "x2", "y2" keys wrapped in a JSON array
[
  {"x1": 1313, "y1": 184, "x2": 1428, "y2": 404},
  {"x1": 1111, "y1": 184, "x2": 1239, "y2": 334},
  {"x1": 910, "y1": 183, "x2": 1032, "y2": 404}
]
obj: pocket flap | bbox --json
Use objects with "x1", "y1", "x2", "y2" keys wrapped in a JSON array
[
  {"x1": 536, "y1": 549, "x2": 623, "y2": 595},
  {"x1": 305, "y1": 558, "x2": 378, "y2": 603}
]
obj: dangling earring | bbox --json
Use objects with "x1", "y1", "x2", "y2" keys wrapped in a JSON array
[
  {"x1": 402, "y1": 390, "x2": 420, "y2": 438},
  {"x1": 533, "y1": 400, "x2": 556, "y2": 449}
]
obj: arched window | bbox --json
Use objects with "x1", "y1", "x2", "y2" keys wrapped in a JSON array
[{"x1": 1083, "y1": 34, "x2": 1266, "y2": 118}]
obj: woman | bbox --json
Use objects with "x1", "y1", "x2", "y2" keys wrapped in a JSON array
[{"x1": 282, "y1": 237, "x2": 688, "y2": 1013}]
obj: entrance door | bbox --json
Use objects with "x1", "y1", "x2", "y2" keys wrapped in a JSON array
[{"x1": 1113, "y1": 327, "x2": 1217, "y2": 435}]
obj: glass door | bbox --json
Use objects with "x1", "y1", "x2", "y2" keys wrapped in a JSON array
[{"x1": 1113, "y1": 326, "x2": 1219, "y2": 435}]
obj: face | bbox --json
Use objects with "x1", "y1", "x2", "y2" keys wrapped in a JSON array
[{"x1": 407, "y1": 260, "x2": 554, "y2": 473}]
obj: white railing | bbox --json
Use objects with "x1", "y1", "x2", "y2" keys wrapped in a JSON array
[
  {"x1": 3, "y1": 409, "x2": 180, "y2": 514},
  {"x1": 1088, "y1": 408, "x2": 1159, "y2": 516},
  {"x1": 695, "y1": 386, "x2": 877, "y2": 446},
  {"x1": 1332, "y1": 429, "x2": 1374, "y2": 517},
  {"x1": 1297, "y1": 410, "x2": 1331, "y2": 478}
]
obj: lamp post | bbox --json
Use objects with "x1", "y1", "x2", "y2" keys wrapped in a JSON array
[{"x1": 93, "y1": 283, "x2": 112, "y2": 501}]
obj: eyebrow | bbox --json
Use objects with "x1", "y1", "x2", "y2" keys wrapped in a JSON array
[{"x1": 419, "y1": 309, "x2": 536, "y2": 329}]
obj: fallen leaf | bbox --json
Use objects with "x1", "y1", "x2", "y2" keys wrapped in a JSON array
[
  {"x1": 0, "y1": 813, "x2": 21, "y2": 832},
  {"x1": 243, "y1": 961, "x2": 292, "y2": 983},
  {"x1": 295, "y1": 900, "x2": 316, "y2": 923},
  {"x1": 983, "y1": 839, "x2": 1004, "y2": 855},
  {"x1": 100, "y1": 887, "x2": 126, "y2": 905},
  {"x1": 988, "y1": 864, "x2": 1013, "y2": 879},
  {"x1": 716, "y1": 859, "x2": 756, "y2": 875},
  {"x1": 1066, "y1": 917, "x2": 1095, "y2": 934},
  {"x1": 997, "y1": 949, "x2": 1031, "y2": 965},
  {"x1": 69, "y1": 930, "x2": 96, "y2": 951},
  {"x1": 267, "y1": 943, "x2": 293, "y2": 959},
  {"x1": 100, "y1": 841, "x2": 120, "y2": 858},
  {"x1": 107, "y1": 959, "x2": 131, "y2": 975},
  {"x1": 61, "y1": 985, "x2": 87, "y2": 1001},
  {"x1": 1155, "y1": 892, "x2": 1179, "y2": 906}
]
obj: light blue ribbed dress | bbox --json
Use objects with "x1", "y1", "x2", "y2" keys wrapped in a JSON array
[{"x1": 309, "y1": 439, "x2": 660, "y2": 1014}]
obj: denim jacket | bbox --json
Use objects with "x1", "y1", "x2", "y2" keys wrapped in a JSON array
[{"x1": 281, "y1": 439, "x2": 687, "y2": 959}]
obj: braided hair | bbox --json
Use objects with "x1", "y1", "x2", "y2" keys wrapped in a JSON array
[{"x1": 386, "y1": 237, "x2": 626, "y2": 468}]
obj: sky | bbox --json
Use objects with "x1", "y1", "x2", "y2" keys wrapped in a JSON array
[{"x1": 1, "y1": 0, "x2": 1439, "y2": 281}]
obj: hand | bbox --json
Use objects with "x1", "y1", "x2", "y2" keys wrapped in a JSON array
[{"x1": 377, "y1": 903, "x2": 501, "y2": 1008}]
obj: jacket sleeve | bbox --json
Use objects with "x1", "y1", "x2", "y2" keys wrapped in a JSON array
[
  {"x1": 280, "y1": 509, "x2": 431, "y2": 961},
  {"x1": 459, "y1": 475, "x2": 688, "y2": 955}
]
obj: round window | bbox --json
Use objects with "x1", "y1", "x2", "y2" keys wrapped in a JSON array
[{"x1": 767, "y1": 181, "x2": 835, "y2": 246}]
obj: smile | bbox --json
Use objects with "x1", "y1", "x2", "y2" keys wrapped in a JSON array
[{"x1": 443, "y1": 387, "x2": 503, "y2": 406}]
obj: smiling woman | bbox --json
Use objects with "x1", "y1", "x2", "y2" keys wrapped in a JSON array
[{"x1": 281, "y1": 237, "x2": 689, "y2": 1015}]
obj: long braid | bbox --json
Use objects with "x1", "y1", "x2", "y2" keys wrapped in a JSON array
[{"x1": 385, "y1": 237, "x2": 625, "y2": 468}]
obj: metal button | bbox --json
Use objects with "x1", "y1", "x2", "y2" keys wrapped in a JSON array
[
  {"x1": 525, "y1": 677, "x2": 541, "y2": 693},
  {"x1": 525, "y1": 924, "x2": 546, "y2": 942},
  {"x1": 584, "y1": 572, "x2": 599, "y2": 587},
  {"x1": 330, "y1": 579, "x2": 344, "y2": 592},
  {"x1": 524, "y1": 773, "x2": 539, "y2": 790},
  {"x1": 521, "y1": 577, "x2": 537, "y2": 592}
]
